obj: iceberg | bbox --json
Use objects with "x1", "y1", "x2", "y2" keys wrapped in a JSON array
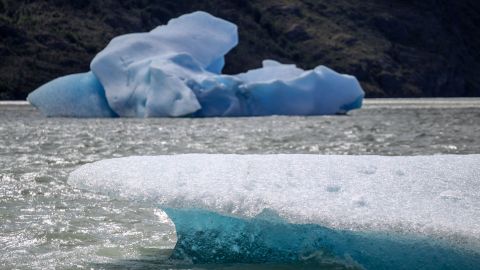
[
  {"x1": 68, "y1": 154, "x2": 480, "y2": 269},
  {"x1": 27, "y1": 11, "x2": 364, "y2": 117}
]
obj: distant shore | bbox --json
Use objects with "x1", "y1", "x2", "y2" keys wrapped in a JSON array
[{"x1": 3, "y1": 98, "x2": 480, "y2": 110}]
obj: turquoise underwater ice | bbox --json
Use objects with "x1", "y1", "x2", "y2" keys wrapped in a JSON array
[
  {"x1": 165, "y1": 208, "x2": 479, "y2": 269},
  {"x1": 27, "y1": 11, "x2": 364, "y2": 117}
]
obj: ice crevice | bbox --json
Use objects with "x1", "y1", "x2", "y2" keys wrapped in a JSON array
[{"x1": 68, "y1": 154, "x2": 480, "y2": 269}]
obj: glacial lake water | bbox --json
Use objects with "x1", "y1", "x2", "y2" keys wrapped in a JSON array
[{"x1": 1, "y1": 98, "x2": 480, "y2": 269}]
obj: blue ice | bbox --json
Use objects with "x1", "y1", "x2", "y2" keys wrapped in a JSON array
[
  {"x1": 27, "y1": 11, "x2": 364, "y2": 118},
  {"x1": 26, "y1": 72, "x2": 116, "y2": 117}
]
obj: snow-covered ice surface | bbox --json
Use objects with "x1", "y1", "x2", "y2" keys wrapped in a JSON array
[
  {"x1": 68, "y1": 154, "x2": 480, "y2": 269},
  {"x1": 28, "y1": 11, "x2": 364, "y2": 117}
]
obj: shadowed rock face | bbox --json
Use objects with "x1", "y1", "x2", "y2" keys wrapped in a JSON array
[{"x1": 1, "y1": 0, "x2": 479, "y2": 99}]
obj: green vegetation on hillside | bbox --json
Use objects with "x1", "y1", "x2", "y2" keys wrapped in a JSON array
[{"x1": 0, "y1": 0, "x2": 479, "y2": 99}]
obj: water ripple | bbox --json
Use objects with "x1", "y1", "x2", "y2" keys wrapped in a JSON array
[{"x1": 1, "y1": 100, "x2": 480, "y2": 269}]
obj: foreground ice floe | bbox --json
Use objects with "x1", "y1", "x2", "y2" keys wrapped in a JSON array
[
  {"x1": 68, "y1": 154, "x2": 480, "y2": 269},
  {"x1": 27, "y1": 11, "x2": 364, "y2": 117}
]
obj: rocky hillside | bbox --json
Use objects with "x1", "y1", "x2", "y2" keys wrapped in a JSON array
[{"x1": 1, "y1": 0, "x2": 479, "y2": 99}]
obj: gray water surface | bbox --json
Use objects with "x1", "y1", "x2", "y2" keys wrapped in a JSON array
[{"x1": 1, "y1": 99, "x2": 480, "y2": 269}]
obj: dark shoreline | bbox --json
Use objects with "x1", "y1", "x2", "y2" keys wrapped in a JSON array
[{"x1": 1, "y1": 0, "x2": 479, "y2": 100}]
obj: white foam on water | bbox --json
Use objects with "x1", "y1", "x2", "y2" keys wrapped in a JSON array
[{"x1": 68, "y1": 154, "x2": 480, "y2": 250}]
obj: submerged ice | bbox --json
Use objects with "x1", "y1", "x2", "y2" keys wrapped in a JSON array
[
  {"x1": 27, "y1": 11, "x2": 364, "y2": 117},
  {"x1": 68, "y1": 154, "x2": 480, "y2": 269}
]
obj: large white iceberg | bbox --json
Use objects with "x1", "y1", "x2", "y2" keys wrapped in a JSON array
[
  {"x1": 27, "y1": 11, "x2": 364, "y2": 117},
  {"x1": 68, "y1": 154, "x2": 480, "y2": 269},
  {"x1": 90, "y1": 11, "x2": 238, "y2": 117}
]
